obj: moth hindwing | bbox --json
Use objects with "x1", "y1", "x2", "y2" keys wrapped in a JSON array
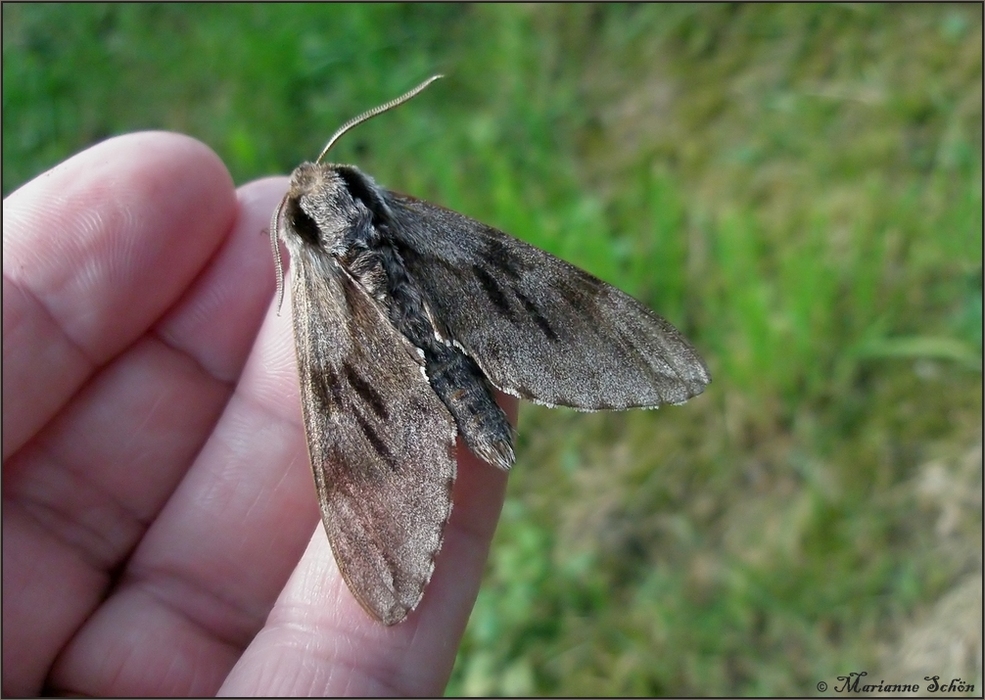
[{"x1": 272, "y1": 76, "x2": 710, "y2": 625}]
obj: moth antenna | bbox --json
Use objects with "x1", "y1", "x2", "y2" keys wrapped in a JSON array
[
  {"x1": 270, "y1": 196, "x2": 287, "y2": 313},
  {"x1": 316, "y1": 74, "x2": 444, "y2": 163}
]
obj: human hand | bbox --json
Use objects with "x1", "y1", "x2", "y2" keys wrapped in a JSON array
[{"x1": 2, "y1": 132, "x2": 513, "y2": 696}]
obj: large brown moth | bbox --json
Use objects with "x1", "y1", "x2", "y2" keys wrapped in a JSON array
[{"x1": 270, "y1": 76, "x2": 710, "y2": 625}]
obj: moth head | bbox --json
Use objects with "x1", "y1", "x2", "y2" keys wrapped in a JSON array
[
  {"x1": 269, "y1": 163, "x2": 353, "y2": 311},
  {"x1": 286, "y1": 163, "x2": 396, "y2": 247},
  {"x1": 275, "y1": 74, "x2": 444, "y2": 253},
  {"x1": 283, "y1": 162, "x2": 354, "y2": 246},
  {"x1": 271, "y1": 75, "x2": 443, "y2": 310}
]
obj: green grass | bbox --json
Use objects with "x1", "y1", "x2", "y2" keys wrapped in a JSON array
[{"x1": 4, "y1": 4, "x2": 981, "y2": 696}]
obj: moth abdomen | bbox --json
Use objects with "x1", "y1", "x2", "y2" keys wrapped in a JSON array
[{"x1": 423, "y1": 343, "x2": 515, "y2": 470}]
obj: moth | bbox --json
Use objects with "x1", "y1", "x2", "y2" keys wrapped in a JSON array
[{"x1": 271, "y1": 76, "x2": 710, "y2": 625}]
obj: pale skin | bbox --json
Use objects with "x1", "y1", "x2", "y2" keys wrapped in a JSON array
[{"x1": 2, "y1": 132, "x2": 516, "y2": 696}]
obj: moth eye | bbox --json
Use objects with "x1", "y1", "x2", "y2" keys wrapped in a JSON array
[{"x1": 287, "y1": 198, "x2": 322, "y2": 246}]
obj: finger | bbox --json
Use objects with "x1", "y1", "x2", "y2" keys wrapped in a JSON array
[
  {"x1": 44, "y1": 171, "x2": 317, "y2": 694},
  {"x1": 2, "y1": 132, "x2": 239, "y2": 697},
  {"x1": 2, "y1": 131, "x2": 236, "y2": 458},
  {"x1": 50, "y1": 273, "x2": 514, "y2": 696},
  {"x1": 45, "y1": 187, "x2": 322, "y2": 696},
  {"x1": 219, "y1": 398, "x2": 516, "y2": 697}
]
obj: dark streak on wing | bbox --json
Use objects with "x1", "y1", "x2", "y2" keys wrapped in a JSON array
[
  {"x1": 513, "y1": 289, "x2": 559, "y2": 342},
  {"x1": 313, "y1": 367, "x2": 344, "y2": 413},
  {"x1": 344, "y1": 363, "x2": 389, "y2": 419},
  {"x1": 353, "y1": 408, "x2": 397, "y2": 469},
  {"x1": 473, "y1": 264, "x2": 514, "y2": 319},
  {"x1": 485, "y1": 237, "x2": 524, "y2": 279}
]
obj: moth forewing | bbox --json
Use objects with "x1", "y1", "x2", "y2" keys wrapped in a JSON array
[
  {"x1": 382, "y1": 194, "x2": 712, "y2": 410},
  {"x1": 274, "y1": 76, "x2": 710, "y2": 625},
  {"x1": 277, "y1": 176, "x2": 459, "y2": 625}
]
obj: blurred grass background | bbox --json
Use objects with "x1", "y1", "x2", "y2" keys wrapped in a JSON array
[{"x1": 3, "y1": 4, "x2": 981, "y2": 696}]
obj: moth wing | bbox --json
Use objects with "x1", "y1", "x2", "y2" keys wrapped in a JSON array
[
  {"x1": 288, "y1": 249, "x2": 457, "y2": 625},
  {"x1": 387, "y1": 195, "x2": 711, "y2": 409}
]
